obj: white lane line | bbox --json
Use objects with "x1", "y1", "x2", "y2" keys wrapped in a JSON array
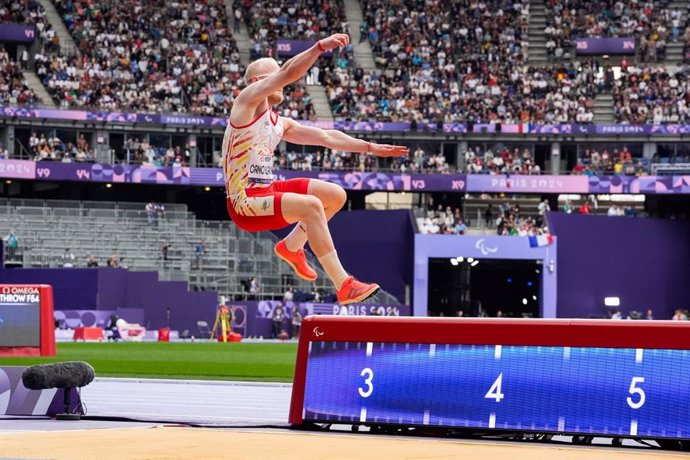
[
  {"x1": 366, "y1": 342, "x2": 373, "y2": 357},
  {"x1": 429, "y1": 344, "x2": 436, "y2": 357},
  {"x1": 635, "y1": 349, "x2": 644, "y2": 363},
  {"x1": 489, "y1": 413, "x2": 496, "y2": 428},
  {"x1": 494, "y1": 345, "x2": 502, "y2": 359},
  {"x1": 630, "y1": 419, "x2": 638, "y2": 436},
  {"x1": 360, "y1": 407, "x2": 367, "y2": 423},
  {"x1": 423, "y1": 410, "x2": 430, "y2": 425},
  {"x1": 563, "y1": 347, "x2": 571, "y2": 360}
]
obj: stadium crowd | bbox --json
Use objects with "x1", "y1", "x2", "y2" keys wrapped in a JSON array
[
  {"x1": 236, "y1": 0, "x2": 349, "y2": 120},
  {"x1": 28, "y1": 131, "x2": 94, "y2": 162},
  {"x1": 0, "y1": 0, "x2": 689, "y2": 128},
  {"x1": 34, "y1": 0, "x2": 244, "y2": 116},
  {"x1": 464, "y1": 146, "x2": 541, "y2": 175},
  {"x1": 571, "y1": 145, "x2": 648, "y2": 175},
  {"x1": 544, "y1": 0, "x2": 677, "y2": 63},
  {"x1": 275, "y1": 145, "x2": 450, "y2": 173},
  {"x1": 0, "y1": 49, "x2": 40, "y2": 106},
  {"x1": 613, "y1": 63, "x2": 690, "y2": 124}
]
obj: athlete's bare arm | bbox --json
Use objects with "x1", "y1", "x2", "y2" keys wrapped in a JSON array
[
  {"x1": 282, "y1": 118, "x2": 409, "y2": 157},
  {"x1": 235, "y1": 33, "x2": 350, "y2": 108}
]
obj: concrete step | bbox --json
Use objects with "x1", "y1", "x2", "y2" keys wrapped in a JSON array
[
  {"x1": 22, "y1": 71, "x2": 56, "y2": 107},
  {"x1": 224, "y1": 0, "x2": 251, "y2": 66},
  {"x1": 37, "y1": 0, "x2": 76, "y2": 54},
  {"x1": 343, "y1": 0, "x2": 376, "y2": 70},
  {"x1": 306, "y1": 84, "x2": 334, "y2": 121}
]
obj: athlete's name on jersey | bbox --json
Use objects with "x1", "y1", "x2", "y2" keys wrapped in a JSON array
[{"x1": 250, "y1": 164, "x2": 273, "y2": 176}]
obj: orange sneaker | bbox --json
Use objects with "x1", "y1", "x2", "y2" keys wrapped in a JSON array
[
  {"x1": 274, "y1": 240, "x2": 318, "y2": 282},
  {"x1": 336, "y1": 276, "x2": 380, "y2": 305}
]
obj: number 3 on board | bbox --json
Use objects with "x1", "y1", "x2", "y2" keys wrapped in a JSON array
[
  {"x1": 359, "y1": 368, "x2": 374, "y2": 398},
  {"x1": 485, "y1": 373, "x2": 505, "y2": 402},
  {"x1": 627, "y1": 376, "x2": 645, "y2": 409}
]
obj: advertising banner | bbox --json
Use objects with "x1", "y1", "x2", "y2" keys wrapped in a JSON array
[
  {"x1": 467, "y1": 175, "x2": 590, "y2": 193},
  {"x1": 0, "y1": 24, "x2": 36, "y2": 43},
  {"x1": 230, "y1": 300, "x2": 411, "y2": 338},
  {"x1": 276, "y1": 40, "x2": 333, "y2": 57},
  {"x1": 576, "y1": 37, "x2": 636, "y2": 55}
]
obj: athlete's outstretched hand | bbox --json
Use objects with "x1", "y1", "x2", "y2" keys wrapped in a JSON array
[
  {"x1": 369, "y1": 143, "x2": 409, "y2": 158},
  {"x1": 317, "y1": 33, "x2": 350, "y2": 52}
]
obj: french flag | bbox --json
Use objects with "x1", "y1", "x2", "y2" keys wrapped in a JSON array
[{"x1": 528, "y1": 235, "x2": 554, "y2": 248}]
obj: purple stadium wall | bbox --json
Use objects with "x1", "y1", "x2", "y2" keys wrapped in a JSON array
[
  {"x1": 547, "y1": 212, "x2": 690, "y2": 319},
  {"x1": 0, "y1": 268, "x2": 219, "y2": 332},
  {"x1": 273, "y1": 210, "x2": 414, "y2": 303}
]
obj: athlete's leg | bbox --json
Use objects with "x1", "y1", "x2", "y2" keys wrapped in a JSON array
[
  {"x1": 283, "y1": 180, "x2": 347, "y2": 251},
  {"x1": 280, "y1": 192, "x2": 379, "y2": 304},
  {"x1": 281, "y1": 193, "x2": 349, "y2": 289}
]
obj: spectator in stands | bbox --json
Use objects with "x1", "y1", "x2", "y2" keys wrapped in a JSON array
[
  {"x1": 291, "y1": 307, "x2": 302, "y2": 338},
  {"x1": 193, "y1": 239, "x2": 206, "y2": 269},
  {"x1": 40, "y1": 0, "x2": 244, "y2": 116},
  {"x1": 272, "y1": 303, "x2": 285, "y2": 338},
  {"x1": 0, "y1": 49, "x2": 40, "y2": 106},
  {"x1": 578, "y1": 201, "x2": 592, "y2": 215},
  {"x1": 161, "y1": 242, "x2": 170, "y2": 263},
  {"x1": 283, "y1": 285, "x2": 294, "y2": 302},
  {"x1": 61, "y1": 248, "x2": 75, "y2": 267},
  {"x1": 106, "y1": 255, "x2": 120, "y2": 268},
  {"x1": 672, "y1": 309, "x2": 688, "y2": 321},
  {"x1": 86, "y1": 254, "x2": 98, "y2": 267},
  {"x1": 249, "y1": 277, "x2": 260, "y2": 297},
  {"x1": 146, "y1": 201, "x2": 156, "y2": 225},
  {"x1": 484, "y1": 204, "x2": 494, "y2": 228},
  {"x1": 610, "y1": 309, "x2": 623, "y2": 320},
  {"x1": 646, "y1": 309, "x2": 655, "y2": 320},
  {"x1": 538, "y1": 199, "x2": 550, "y2": 226},
  {"x1": 562, "y1": 200, "x2": 574, "y2": 214},
  {"x1": 0, "y1": 146, "x2": 7, "y2": 160},
  {"x1": 3, "y1": 229, "x2": 18, "y2": 260}
]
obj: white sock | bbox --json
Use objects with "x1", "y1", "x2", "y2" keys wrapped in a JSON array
[
  {"x1": 318, "y1": 250, "x2": 349, "y2": 289},
  {"x1": 283, "y1": 222, "x2": 308, "y2": 252}
]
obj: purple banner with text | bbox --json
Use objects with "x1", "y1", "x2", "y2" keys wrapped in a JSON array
[
  {"x1": 32, "y1": 162, "x2": 191, "y2": 184},
  {"x1": 4, "y1": 160, "x2": 690, "y2": 194},
  {"x1": 0, "y1": 24, "x2": 36, "y2": 43},
  {"x1": 276, "y1": 40, "x2": 333, "y2": 57},
  {"x1": 7, "y1": 105, "x2": 690, "y2": 135},
  {"x1": 576, "y1": 37, "x2": 636, "y2": 55},
  {"x1": 231, "y1": 301, "x2": 410, "y2": 338},
  {"x1": 467, "y1": 175, "x2": 590, "y2": 193}
]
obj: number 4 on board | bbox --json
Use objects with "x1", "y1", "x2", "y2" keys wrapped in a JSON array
[{"x1": 485, "y1": 373, "x2": 505, "y2": 402}]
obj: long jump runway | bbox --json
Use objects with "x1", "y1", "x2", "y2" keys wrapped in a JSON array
[{"x1": 0, "y1": 378, "x2": 686, "y2": 459}]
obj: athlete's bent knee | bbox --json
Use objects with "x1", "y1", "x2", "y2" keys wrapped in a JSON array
[
  {"x1": 303, "y1": 196, "x2": 325, "y2": 221},
  {"x1": 334, "y1": 187, "x2": 347, "y2": 209}
]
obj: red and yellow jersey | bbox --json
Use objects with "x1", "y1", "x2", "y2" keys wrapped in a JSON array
[{"x1": 221, "y1": 108, "x2": 284, "y2": 213}]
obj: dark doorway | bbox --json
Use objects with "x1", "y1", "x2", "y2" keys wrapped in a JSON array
[{"x1": 428, "y1": 258, "x2": 542, "y2": 318}]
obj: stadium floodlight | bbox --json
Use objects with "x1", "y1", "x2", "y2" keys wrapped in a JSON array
[
  {"x1": 604, "y1": 297, "x2": 620, "y2": 307},
  {"x1": 470, "y1": 260, "x2": 479, "y2": 267},
  {"x1": 467, "y1": 257, "x2": 475, "y2": 263},
  {"x1": 456, "y1": 257, "x2": 464, "y2": 263},
  {"x1": 450, "y1": 258, "x2": 459, "y2": 266}
]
